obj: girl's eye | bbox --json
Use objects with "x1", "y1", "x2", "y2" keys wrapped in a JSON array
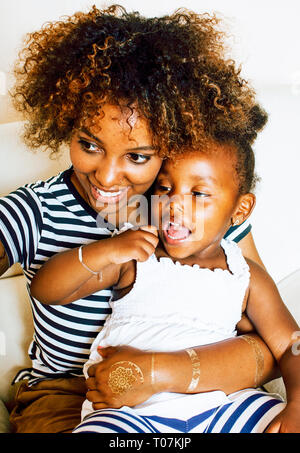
[
  {"x1": 192, "y1": 191, "x2": 210, "y2": 198},
  {"x1": 78, "y1": 139, "x2": 102, "y2": 153},
  {"x1": 128, "y1": 153, "x2": 151, "y2": 164},
  {"x1": 156, "y1": 184, "x2": 171, "y2": 193}
]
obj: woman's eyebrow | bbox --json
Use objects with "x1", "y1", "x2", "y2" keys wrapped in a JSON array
[
  {"x1": 126, "y1": 145, "x2": 156, "y2": 152},
  {"x1": 79, "y1": 127, "x2": 104, "y2": 144},
  {"x1": 79, "y1": 127, "x2": 156, "y2": 152}
]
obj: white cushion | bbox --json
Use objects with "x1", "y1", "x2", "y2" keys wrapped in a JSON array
[
  {"x1": 0, "y1": 120, "x2": 70, "y2": 281},
  {"x1": 0, "y1": 121, "x2": 70, "y2": 197},
  {"x1": 0, "y1": 274, "x2": 33, "y2": 403}
]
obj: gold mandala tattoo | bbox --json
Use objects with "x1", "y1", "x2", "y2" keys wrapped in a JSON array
[{"x1": 108, "y1": 361, "x2": 144, "y2": 395}]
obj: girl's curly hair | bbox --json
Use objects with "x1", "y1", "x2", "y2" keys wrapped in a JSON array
[{"x1": 11, "y1": 4, "x2": 267, "y2": 160}]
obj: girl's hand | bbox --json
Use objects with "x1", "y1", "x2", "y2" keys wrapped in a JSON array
[
  {"x1": 265, "y1": 401, "x2": 300, "y2": 433},
  {"x1": 108, "y1": 226, "x2": 159, "y2": 265},
  {"x1": 85, "y1": 346, "x2": 157, "y2": 409}
]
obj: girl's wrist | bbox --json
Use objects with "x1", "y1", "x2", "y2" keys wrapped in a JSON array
[{"x1": 85, "y1": 238, "x2": 117, "y2": 268}]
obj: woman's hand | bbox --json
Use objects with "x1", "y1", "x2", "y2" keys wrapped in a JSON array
[
  {"x1": 265, "y1": 401, "x2": 300, "y2": 433},
  {"x1": 85, "y1": 346, "x2": 157, "y2": 409}
]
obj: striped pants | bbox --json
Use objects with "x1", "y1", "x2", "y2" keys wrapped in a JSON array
[{"x1": 73, "y1": 389, "x2": 285, "y2": 434}]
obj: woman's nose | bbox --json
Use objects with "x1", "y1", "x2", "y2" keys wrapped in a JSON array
[{"x1": 94, "y1": 158, "x2": 123, "y2": 188}]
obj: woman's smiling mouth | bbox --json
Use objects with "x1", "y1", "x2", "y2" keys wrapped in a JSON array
[{"x1": 91, "y1": 184, "x2": 129, "y2": 204}]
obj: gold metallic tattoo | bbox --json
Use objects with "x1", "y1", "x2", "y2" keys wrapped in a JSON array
[
  {"x1": 108, "y1": 361, "x2": 144, "y2": 395},
  {"x1": 240, "y1": 335, "x2": 264, "y2": 388},
  {"x1": 186, "y1": 348, "x2": 201, "y2": 392}
]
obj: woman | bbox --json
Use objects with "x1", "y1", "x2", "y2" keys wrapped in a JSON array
[{"x1": 1, "y1": 5, "x2": 277, "y2": 433}]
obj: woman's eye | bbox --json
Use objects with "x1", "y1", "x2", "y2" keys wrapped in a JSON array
[
  {"x1": 128, "y1": 153, "x2": 151, "y2": 164},
  {"x1": 78, "y1": 139, "x2": 102, "y2": 153}
]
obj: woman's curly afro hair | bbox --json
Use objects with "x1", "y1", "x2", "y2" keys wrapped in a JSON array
[{"x1": 12, "y1": 4, "x2": 267, "y2": 168}]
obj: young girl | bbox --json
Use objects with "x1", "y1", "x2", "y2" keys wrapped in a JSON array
[{"x1": 31, "y1": 140, "x2": 300, "y2": 433}]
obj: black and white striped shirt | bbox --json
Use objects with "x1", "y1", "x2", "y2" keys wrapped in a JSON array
[{"x1": 0, "y1": 167, "x2": 251, "y2": 385}]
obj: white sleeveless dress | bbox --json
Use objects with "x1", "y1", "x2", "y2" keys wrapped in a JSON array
[{"x1": 81, "y1": 239, "x2": 252, "y2": 420}]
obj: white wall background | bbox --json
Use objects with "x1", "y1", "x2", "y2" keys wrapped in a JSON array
[{"x1": 0, "y1": 0, "x2": 299, "y2": 282}]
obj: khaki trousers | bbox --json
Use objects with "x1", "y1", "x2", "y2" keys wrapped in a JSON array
[{"x1": 9, "y1": 377, "x2": 86, "y2": 433}]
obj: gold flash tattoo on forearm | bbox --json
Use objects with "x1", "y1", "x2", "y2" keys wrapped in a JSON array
[
  {"x1": 108, "y1": 361, "x2": 144, "y2": 395},
  {"x1": 240, "y1": 335, "x2": 264, "y2": 388},
  {"x1": 186, "y1": 348, "x2": 201, "y2": 392}
]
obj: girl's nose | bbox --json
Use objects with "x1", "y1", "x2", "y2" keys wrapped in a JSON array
[
  {"x1": 94, "y1": 158, "x2": 123, "y2": 188},
  {"x1": 168, "y1": 196, "x2": 184, "y2": 221}
]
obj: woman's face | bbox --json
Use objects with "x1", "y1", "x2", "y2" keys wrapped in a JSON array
[{"x1": 70, "y1": 103, "x2": 162, "y2": 219}]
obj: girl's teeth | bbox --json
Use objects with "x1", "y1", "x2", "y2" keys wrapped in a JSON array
[{"x1": 167, "y1": 233, "x2": 179, "y2": 240}]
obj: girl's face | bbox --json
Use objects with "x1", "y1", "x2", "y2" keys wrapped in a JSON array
[
  {"x1": 154, "y1": 147, "x2": 249, "y2": 260},
  {"x1": 70, "y1": 103, "x2": 162, "y2": 216}
]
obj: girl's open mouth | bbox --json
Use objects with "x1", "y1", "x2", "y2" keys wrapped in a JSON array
[
  {"x1": 162, "y1": 221, "x2": 191, "y2": 245},
  {"x1": 91, "y1": 184, "x2": 129, "y2": 204}
]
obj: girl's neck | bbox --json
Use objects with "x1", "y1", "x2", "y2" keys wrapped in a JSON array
[{"x1": 155, "y1": 241, "x2": 229, "y2": 271}]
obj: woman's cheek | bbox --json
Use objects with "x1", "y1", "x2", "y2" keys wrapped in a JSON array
[{"x1": 129, "y1": 161, "x2": 162, "y2": 187}]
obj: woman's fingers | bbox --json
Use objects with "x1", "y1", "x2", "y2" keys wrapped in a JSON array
[
  {"x1": 97, "y1": 346, "x2": 118, "y2": 359},
  {"x1": 86, "y1": 376, "x2": 97, "y2": 390},
  {"x1": 92, "y1": 402, "x2": 111, "y2": 410},
  {"x1": 86, "y1": 390, "x2": 121, "y2": 410}
]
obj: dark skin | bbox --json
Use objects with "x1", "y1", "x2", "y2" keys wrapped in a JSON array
[{"x1": 30, "y1": 146, "x2": 299, "y2": 431}]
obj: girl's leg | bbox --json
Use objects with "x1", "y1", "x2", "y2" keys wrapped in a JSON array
[
  {"x1": 73, "y1": 389, "x2": 285, "y2": 434},
  {"x1": 201, "y1": 389, "x2": 285, "y2": 433},
  {"x1": 73, "y1": 408, "x2": 162, "y2": 433}
]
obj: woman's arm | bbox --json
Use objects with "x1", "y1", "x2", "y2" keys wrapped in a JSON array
[
  {"x1": 0, "y1": 241, "x2": 9, "y2": 276},
  {"x1": 85, "y1": 334, "x2": 278, "y2": 410}
]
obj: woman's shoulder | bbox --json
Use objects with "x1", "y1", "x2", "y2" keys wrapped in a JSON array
[
  {"x1": 24, "y1": 167, "x2": 71, "y2": 193},
  {"x1": 0, "y1": 167, "x2": 72, "y2": 220}
]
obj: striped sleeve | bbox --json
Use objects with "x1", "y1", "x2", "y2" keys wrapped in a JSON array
[
  {"x1": 224, "y1": 218, "x2": 252, "y2": 243},
  {"x1": 0, "y1": 186, "x2": 43, "y2": 269}
]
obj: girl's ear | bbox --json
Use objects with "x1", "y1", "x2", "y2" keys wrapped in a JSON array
[{"x1": 231, "y1": 193, "x2": 256, "y2": 227}]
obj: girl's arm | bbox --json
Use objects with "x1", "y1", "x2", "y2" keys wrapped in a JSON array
[
  {"x1": 245, "y1": 260, "x2": 300, "y2": 402},
  {"x1": 30, "y1": 227, "x2": 159, "y2": 305},
  {"x1": 244, "y1": 260, "x2": 300, "y2": 432},
  {"x1": 238, "y1": 231, "x2": 266, "y2": 270}
]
